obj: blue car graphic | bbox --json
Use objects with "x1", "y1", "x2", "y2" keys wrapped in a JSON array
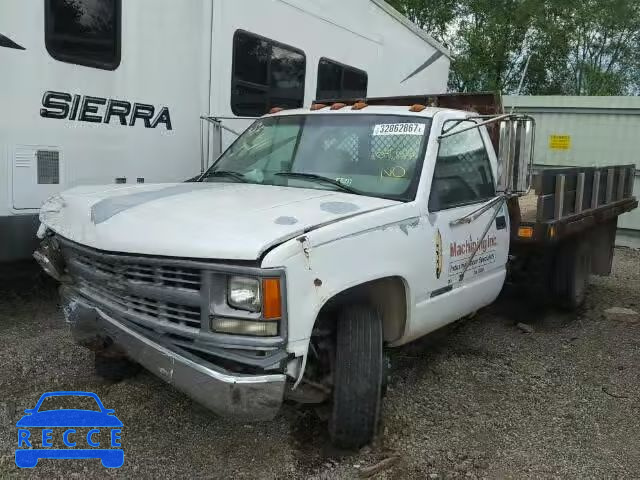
[{"x1": 15, "y1": 391, "x2": 123, "y2": 468}]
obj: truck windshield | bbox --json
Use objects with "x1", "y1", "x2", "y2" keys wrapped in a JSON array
[{"x1": 201, "y1": 114, "x2": 432, "y2": 201}]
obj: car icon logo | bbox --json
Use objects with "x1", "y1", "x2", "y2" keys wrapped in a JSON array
[{"x1": 15, "y1": 391, "x2": 123, "y2": 468}]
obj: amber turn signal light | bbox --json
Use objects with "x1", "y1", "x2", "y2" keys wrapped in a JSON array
[
  {"x1": 518, "y1": 226, "x2": 534, "y2": 238},
  {"x1": 262, "y1": 278, "x2": 282, "y2": 319}
]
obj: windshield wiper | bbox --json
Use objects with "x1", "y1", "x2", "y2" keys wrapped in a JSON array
[
  {"x1": 202, "y1": 170, "x2": 248, "y2": 183},
  {"x1": 275, "y1": 172, "x2": 361, "y2": 195}
]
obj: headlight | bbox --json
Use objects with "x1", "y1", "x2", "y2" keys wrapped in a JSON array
[
  {"x1": 217, "y1": 276, "x2": 282, "y2": 337},
  {"x1": 227, "y1": 276, "x2": 261, "y2": 312}
]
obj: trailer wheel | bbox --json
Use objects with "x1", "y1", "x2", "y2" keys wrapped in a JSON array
[
  {"x1": 94, "y1": 352, "x2": 140, "y2": 382},
  {"x1": 554, "y1": 239, "x2": 591, "y2": 310},
  {"x1": 329, "y1": 305, "x2": 384, "y2": 450}
]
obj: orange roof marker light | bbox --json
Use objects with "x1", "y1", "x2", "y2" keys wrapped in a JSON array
[
  {"x1": 330, "y1": 103, "x2": 347, "y2": 110},
  {"x1": 310, "y1": 103, "x2": 327, "y2": 111},
  {"x1": 269, "y1": 107, "x2": 284, "y2": 114},
  {"x1": 352, "y1": 101, "x2": 368, "y2": 110},
  {"x1": 409, "y1": 104, "x2": 427, "y2": 113}
]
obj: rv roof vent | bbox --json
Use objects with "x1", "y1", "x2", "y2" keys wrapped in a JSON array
[{"x1": 37, "y1": 150, "x2": 60, "y2": 185}]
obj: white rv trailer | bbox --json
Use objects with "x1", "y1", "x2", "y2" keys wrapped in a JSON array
[{"x1": 0, "y1": 0, "x2": 450, "y2": 262}]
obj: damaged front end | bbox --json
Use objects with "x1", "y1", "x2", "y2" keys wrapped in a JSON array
[
  {"x1": 33, "y1": 236, "x2": 68, "y2": 283},
  {"x1": 35, "y1": 234, "x2": 289, "y2": 421}
]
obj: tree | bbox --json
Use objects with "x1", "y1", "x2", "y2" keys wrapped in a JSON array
[
  {"x1": 386, "y1": 0, "x2": 459, "y2": 47},
  {"x1": 388, "y1": 0, "x2": 640, "y2": 95},
  {"x1": 562, "y1": 0, "x2": 640, "y2": 95},
  {"x1": 448, "y1": 0, "x2": 545, "y2": 93}
]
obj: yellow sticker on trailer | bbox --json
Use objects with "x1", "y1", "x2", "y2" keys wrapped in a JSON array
[{"x1": 549, "y1": 134, "x2": 571, "y2": 150}]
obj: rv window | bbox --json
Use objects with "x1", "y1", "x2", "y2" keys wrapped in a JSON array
[
  {"x1": 316, "y1": 58, "x2": 368, "y2": 101},
  {"x1": 45, "y1": 0, "x2": 121, "y2": 70},
  {"x1": 232, "y1": 31, "x2": 306, "y2": 117}
]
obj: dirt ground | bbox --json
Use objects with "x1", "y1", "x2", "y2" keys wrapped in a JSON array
[{"x1": 0, "y1": 248, "x2": 638, "y2": 479}]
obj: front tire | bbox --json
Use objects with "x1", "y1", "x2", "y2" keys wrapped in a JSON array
[{"x1": 329, "y1": 305, "x2": 384, "y2": 449}]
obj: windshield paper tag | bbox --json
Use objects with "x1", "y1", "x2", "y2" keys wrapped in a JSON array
[{"x1": 373, "y1": 123, "x2": 425, "y2": 136}]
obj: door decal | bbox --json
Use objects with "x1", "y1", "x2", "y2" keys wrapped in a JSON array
[
  {"x1": 448, "y1": 234, "x2": 498, "y2": 279},
  {"x1": 435, "y1": 229, "x2": 443, "y2": 279}
]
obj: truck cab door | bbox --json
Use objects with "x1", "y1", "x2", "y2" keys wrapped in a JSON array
[{"x1": 420, "y1": 119, "x2": 509, "y2": 328}]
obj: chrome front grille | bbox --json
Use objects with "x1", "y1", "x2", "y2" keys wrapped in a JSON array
[
  {"x1": 82, "y1": 282, "x2": 201, "y2": 329},
  {"x1": 72, "y1": 249, "x2": 201, "y2": 291},
  {"x1": 62, "y1": 241, "x2": 203, "y2": 332}
]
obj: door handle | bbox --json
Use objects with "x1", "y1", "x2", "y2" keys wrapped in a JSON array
[{"x1": 496, "y1": 216, "x2": 507, "y2": 230}]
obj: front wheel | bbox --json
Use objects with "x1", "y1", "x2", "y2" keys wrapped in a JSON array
[{"x1": 329, "y1": 305, "x2": 384, "y2": 449}]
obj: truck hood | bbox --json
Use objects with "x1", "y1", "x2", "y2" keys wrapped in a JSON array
[{"x1": 40, "y1": 182, "x2": 398, "y2": 260}]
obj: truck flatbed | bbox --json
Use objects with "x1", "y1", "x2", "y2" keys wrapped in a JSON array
[{"x1": 511, "y1": 164, "x2": 638, "y2": 243}]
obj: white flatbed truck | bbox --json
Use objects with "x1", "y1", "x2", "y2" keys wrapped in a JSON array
[{"x1": 35, "y1": 93, "x2": 637, "y2": 448}]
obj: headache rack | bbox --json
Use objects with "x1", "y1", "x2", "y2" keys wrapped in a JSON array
[
  {"x1": 313, "y1": 91, "x2": 503, "y2": 114},
  {"x1": 313, "y1": 92, "x2": 504, "y2": 151}
]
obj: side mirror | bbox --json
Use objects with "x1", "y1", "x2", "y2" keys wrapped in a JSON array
[{"x1": 497, "y1": 116, "x2": 536, "y2": 195}]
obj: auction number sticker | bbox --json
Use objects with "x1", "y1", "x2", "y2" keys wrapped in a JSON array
[{"x1": 373, "y1": 123, "x2": 425, "y2": 136}]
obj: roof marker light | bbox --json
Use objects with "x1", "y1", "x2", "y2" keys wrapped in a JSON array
[
  {"x1": 352, "y1": 101, "x2": 368, "y2": 110},
  {"x1": 330, "y1": 103, "x2": 347, "y2": 110},
  {"x1": 409, "y1": 104, "x2": 427, "y2": 112},
  {"x1": 311, "y1": 104, "x2": 327, "y2": 111}
]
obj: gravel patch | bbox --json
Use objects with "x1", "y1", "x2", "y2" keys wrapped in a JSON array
[{"x1": 0, "y1": 248, "x2": 638, "y2": 479}]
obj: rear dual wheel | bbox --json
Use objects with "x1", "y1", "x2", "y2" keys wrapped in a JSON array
[{"x1": 553, "y1": 238, "x2": 592, "y2": 310}]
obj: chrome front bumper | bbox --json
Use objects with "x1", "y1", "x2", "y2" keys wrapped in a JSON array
[{"x1": 62, "y1": 289, "x2": 286, "y2": 421}]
